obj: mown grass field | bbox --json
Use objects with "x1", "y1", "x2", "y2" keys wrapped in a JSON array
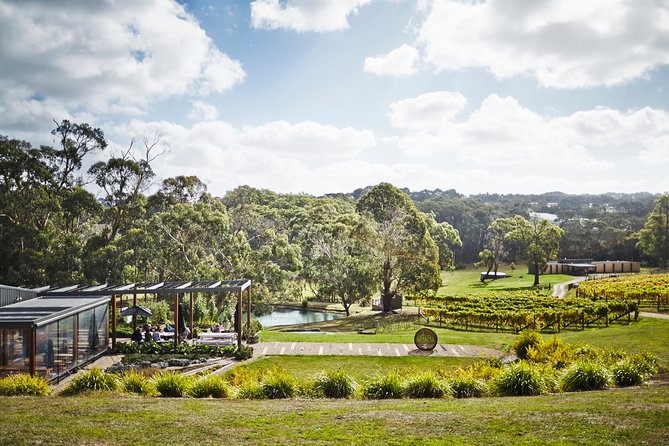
[
  {"x1": 235, "y1": 355, "x2": 476, "y2": 381},
  {"x1": 1, "y1": 386, "x2": 667, "y2": 446}
]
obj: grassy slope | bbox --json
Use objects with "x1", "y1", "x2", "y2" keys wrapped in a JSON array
[
  {"x1": 1, "y1": 386, "x2": 667, "y2": 445},
  {"x1": 436, "y1": 267, "x2": 574, "y2": 296}
]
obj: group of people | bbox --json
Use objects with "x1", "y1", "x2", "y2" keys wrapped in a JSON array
[{"x1": 131, "y1": 323, "x2": 171, "y2": 344}]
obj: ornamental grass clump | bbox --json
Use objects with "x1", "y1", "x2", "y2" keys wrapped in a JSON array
[
  {"x1": 629, "y1": 351, "x2": 659, "y2": 378},
  {"x1": 314, "y1": 368, "x2": 355, "y2": 399},
  {"x1": 153, "y1": 371, "x2": 193, "y2": 397},
  {"x1": 562, "y1": 361, "x2": 611, "y2": 392},
  {"x1": 492, "y1": 362, "x2": 545, "y2": 396},
  {"x1": 513, "y1": 330, "x2": 543, "y2": 360},
  {"x1": 260, "y1": 370, "x2": 296, "y2": 399},
  {"x1": 190, "y1": 374, "x2": 231, "y2": 398},
  {"x1": 612, "y1": 360, "x2": 645, "y2": 387},
  {"x1": 120, "y1": 370, "x2": 156, "y2": 396},
  {"x1": 0, "y1": 374, "x2": 51, "y2": 396},
  {"x1": 236, "y1": 381, "x2": 264, "y2": 399},
  {"x1": 63, "y1": 368, "x2": 119, "y2": 395},
  {"x1": 403, "y1": 372, "x2": 449, "y2": 399},
  {"x1": 362, "y1": 372, "x2": 404, "y2": 399},
  {"x1": 449, "y1": 376, "x2": 485, "y2": 398}
]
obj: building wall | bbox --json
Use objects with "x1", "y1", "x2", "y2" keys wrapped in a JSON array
[{"x1": 0, "y1": 285, "x2": 37, "y2": 308}]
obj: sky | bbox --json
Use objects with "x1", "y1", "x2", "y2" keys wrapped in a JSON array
[{"x1": 1, "y1": 0, "x2": 669, "y2": 197}]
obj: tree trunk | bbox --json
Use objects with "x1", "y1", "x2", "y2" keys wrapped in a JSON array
[
  {"x1": 382, "y1": 258, "x2": 394, "y2": 313},
  {"x1": 533, "y1": 262, "x2": 540, "y2": 286}
]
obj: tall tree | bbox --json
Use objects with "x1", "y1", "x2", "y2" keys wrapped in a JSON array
[
  {"x1": 476, "y1": 217, "x2": 515, "y2": 281},
  {"x1": 356, "y1": 183, "x2": 441, "y2": 312},
  {"x1": 507, "y1": 216, "x2": 564, "y2": 286},
  {"x1": 636, "y1": 194, "x2": 669, "y2": 268},
  {"x1": 422, "y1": 212, "x2": 462, "y2": 270}
]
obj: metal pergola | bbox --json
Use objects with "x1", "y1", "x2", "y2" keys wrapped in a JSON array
[{"x1": 38, "y1": 280, "x2": 252, "y2": 349}]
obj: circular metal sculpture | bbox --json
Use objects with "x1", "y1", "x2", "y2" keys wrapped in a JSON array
[{"x1": 414, "y1": 328, "x2": 438, "y2": 351}]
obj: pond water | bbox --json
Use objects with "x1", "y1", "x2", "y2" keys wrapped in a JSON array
[{"x1": 256, "y1": 308, "x2": 343, "y2": 327}]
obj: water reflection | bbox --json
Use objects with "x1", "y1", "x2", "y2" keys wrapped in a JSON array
[{"x1": 256, "y1": 308, "x2": 342, "y2": 327}]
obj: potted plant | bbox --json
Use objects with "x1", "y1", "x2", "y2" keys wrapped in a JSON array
[{"x1": 244, "y1": 320, "x2": 262, "y2": 344}]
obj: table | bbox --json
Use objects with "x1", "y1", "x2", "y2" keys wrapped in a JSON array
[{"x1": 196, "y1": 332, "x2": 237, "y2": 345}]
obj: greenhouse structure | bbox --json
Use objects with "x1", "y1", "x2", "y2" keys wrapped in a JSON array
[{"x1": 0, "y1": 295, "x2": 109, "y2": 382}]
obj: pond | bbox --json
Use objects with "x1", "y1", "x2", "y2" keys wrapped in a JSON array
[{"x1": 256, "y1": 308, "x2": 343, "y2": 327}]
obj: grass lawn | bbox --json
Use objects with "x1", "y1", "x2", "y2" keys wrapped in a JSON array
[
  {"x1": 547, "y1": 316, "x2": 669, "y2": 366},
  {"x1": 1, "y1": 386, "x2": 667, "y2": 445},
  {"x1": 437, "y1": 266, "x2": 574, "y2": 296},
  {"x1": 234, "y1": 355, "x2": 476, "y2": 381}
]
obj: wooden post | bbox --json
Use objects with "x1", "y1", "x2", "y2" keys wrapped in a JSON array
[
  {"x1": 237, "y1": 289, "x2": 243, "y2": 349},
  {"x1": 111, "y1": 295, "x2": 117, "y2": 349},
  {"x1": 73, "y1": 313, "x2": 79, "y2": 364},
  {"x1": 189, "y1": 292, "x2": 194, "y2": 340},
  {"x1": 174, "y1": 293, "x2": 179, "y2": 346},
  {"x1": 29, "y1": 328, "x2": 36, "y2": 377},
  {"x1": 246, "y1": 287, "x2": 251, "y2": 329}
]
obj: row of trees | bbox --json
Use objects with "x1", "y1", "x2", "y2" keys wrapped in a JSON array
[{"x1": 2, "y1": 121, "x2": 667, "y2": 315}]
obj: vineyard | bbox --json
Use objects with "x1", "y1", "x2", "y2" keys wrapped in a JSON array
[
  {"x1": 418, "y1": 291, "x2": 637, "y2": 333},
  {"x1": 576, "y1": 274, "x2": 669, "y2": 311}
]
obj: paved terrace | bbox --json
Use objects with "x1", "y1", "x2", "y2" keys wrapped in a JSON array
[{"x1": 253, "y1": 341, "x2": 501, "y2": 358}]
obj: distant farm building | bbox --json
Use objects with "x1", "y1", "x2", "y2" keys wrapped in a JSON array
[{"x1": 529, "y1": 259, "x2": 640, "y2": 276}]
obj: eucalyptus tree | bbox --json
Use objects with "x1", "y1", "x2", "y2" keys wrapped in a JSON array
[
  {"x1": 299, "y1": 200, "x2": 376, "y2": 316},
  {"x1": 636, "y1": 194, "x2": 669, "y2": 267},
  {"x1": 507, "y1": 216, "x2": 564, "y2": 286},
  {"x1": 422, "y1": 212, "x2": 462, "y2": 270},
  {"x1": 356, "y1": 183, "x2": 441, "y2": 312},
  {"x1": 476, "y1": 217, "x2": 516, "y2": 281}
]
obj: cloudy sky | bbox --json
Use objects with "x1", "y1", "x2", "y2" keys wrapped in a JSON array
[{"x1": 1, "y1": 0, "x2": 669, "y2": 197}]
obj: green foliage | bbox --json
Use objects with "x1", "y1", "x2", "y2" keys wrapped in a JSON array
[
  {"x1": 629, "y1": 351, "x2": 659, "y2": 377},
  {"x1": 236, "y1": 381, "x2": 264, "y2": 399},
  {"x1": 450, "y1": 376, "x2": 486, "y2": 398},
  {"x1": 492, "y1": 362, "x2": 545, "y2": 396},
  {"x1": 313, "y1": 368, "x2": 355, "y2": 398},
  {"x1": 403, "y1": 372, "x2": 449, "y2": 398},
  {"x1": 562, "y1": 361, "x2": 612, "y2": 392},
  {"x1": 513, "y1": 330, "x2": 543, "y2": 360},
  {"x1": 361, "y1": 372, "x2": 404, "y2": 399},
  {"x1": 190, "y1": 375, "x2": 231, "y2": 398},
  {"x1": 153, "y1": 371, "x2": 193, "y2": 397},
  {"x1": 0, "y1": 374, "x2": 51, "y2": 396},
  {"x1": 612, "y1": 360, "x2": 645, "y2": 387},
  {"x1": 120, "y1": 370, "x2": 156, "y2": 396},
  {"x1": 113, "y1": 340, "x2": 236, "y2": 358},
  {"x1": 234, "y1": 345, "x2": 254, "y2": 360},
  {"x1": 64, "y1": 368, "x2": 119, "y2": 395},
  {"x1": 636, "y1": 194, "x2": 669, "y2": 267},
  {"x1": 260, "y1": 370, "x2": 296, "y2": 399}
]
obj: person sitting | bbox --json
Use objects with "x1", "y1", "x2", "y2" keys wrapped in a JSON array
[
  {"x1": 151, "y1": 327, "x2": 161, "y2": 342},
  {"x1": 212, "y1": 324, "x2": 221, "y2": 333},
  {"x1": 131, "y1": 328, "x2": 143, "y2": 344},
  {"x1": 144, "y1": 325, "x2": 153, "y2": 343}
]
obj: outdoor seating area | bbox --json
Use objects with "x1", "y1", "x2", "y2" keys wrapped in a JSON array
[{"x1": 195, "y1": 331, "x2": 238, "y2": 346}]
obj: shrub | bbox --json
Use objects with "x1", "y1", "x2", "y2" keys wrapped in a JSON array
[
  {"x1": 64, "y1": 368, "x2": 119, "y2": 395},
  {"x1": 153, "y1": 371, "x2": 193, "y2": 397},
  {"x1": 190, "y1": 375, "x2": 231, "y2": 398},
  {"x1": 120, "y1": 370, "x2": 156, "y2": 396},
  {"x1": 234, "y1": 346, "x2": 254, "y2": 361},
  {"x1": 562, "y1": 361, "x2": 611, "y2": 392},
  {"x1": 260, "y1": 370, "x2": 296, "y2": 399},
  {"x1": 224, "y1": 366, "x2": 260, "y2": 387},
  {"x1": 492, "y1": 362, "x2": 545, "y2": 396},
  {"x1": 463, "y1": 357, "x2": 503, "y2": 381},
  {"x1": 612, "y1": 360, "x2": 645, "y2": 387},
  {"x1": 403, "y1": 372, "x2": 449, "y2": 399},
  {"x1": 314, "y1": 368, "x2": 355, "y2": 399},
  {"x1": 237, "y1": 381, "x2": 264, "y2": 399},
  {"x1": 362, "y1": 372, "x2": 404, "y2": 399},
  {"x1": 629, "y1": 351, "x2": 659, "y2": 378},
  {"x1": 525, "y1": 337, "x2": 574, "y2": 367},
  {"x1": 0, "y1": 374, "x2": 50, "y2": 396},
  {"x1": 450, "y1": 376, "x2": 485, "y2": 398},
  {"x1": 513, "y1": 330, "x2": 543, "y2": 360}
]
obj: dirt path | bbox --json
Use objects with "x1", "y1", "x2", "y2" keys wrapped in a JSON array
[{"x1": 552, "y1": 276, "x2": 587, "y2": 298}]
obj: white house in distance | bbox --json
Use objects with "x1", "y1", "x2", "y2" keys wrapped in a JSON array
[{"x1": 529, "y1": 259, "x2": 640, "y2": 276}]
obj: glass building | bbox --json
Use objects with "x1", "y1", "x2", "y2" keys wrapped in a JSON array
[{"x1": 0, "y1": 295, "x2": 109, "y2": 381}]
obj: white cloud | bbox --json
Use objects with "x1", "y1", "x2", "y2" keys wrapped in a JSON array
[
  {"x1": 413, "y1": 0, "x2": 669, "y2": 88},
  {"x1": 364, "y1": 44, "x2": 419, "y2": 77},
  {"x1": 389, "y1": 92, "x2": 669, "y2": 179},
  {"x1": 389, "y1": 91, "x2": 467, "y2": 130},
  {"x1": 0, "y1": 0, "x2": 244, "y2": 131},
  {"x1": 250, "y1": 0, "x2": 373, "y2": 32},
  {"x1": 109, "y1": 119, "x2": 377, "y2": 194},
  {"x1": 188, "y1": 101, "x2": 219, "y2": 122}
]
